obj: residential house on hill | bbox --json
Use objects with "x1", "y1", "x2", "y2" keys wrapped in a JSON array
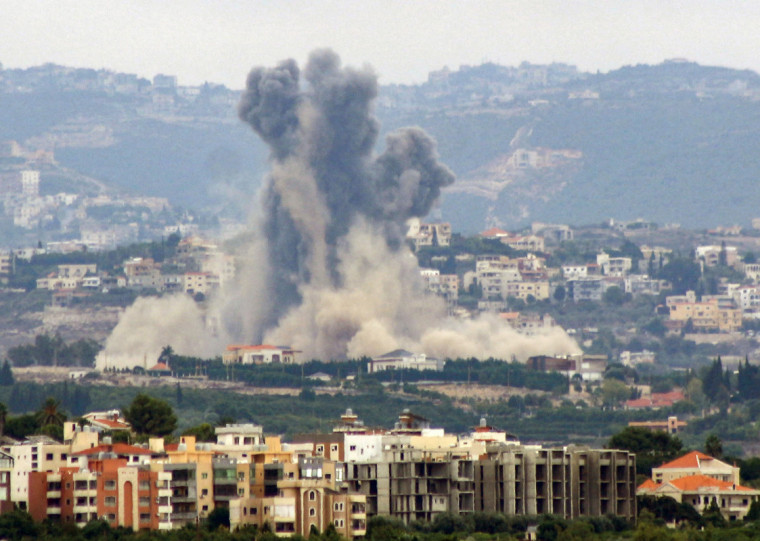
[
  {"x1": 638, "y1": 451, "x2": 759, "y2": 521},
  {"x1": 368, "y1": 350, "x2": 444, "y2": 373},
  {"x1": 223, "y1": 345, "x2": 300, "y2": 365}
]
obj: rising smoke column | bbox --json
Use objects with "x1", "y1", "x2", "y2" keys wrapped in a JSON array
[
  {"x1": 98, "y1": 49, "x2": 580, "y2": 368},
  {"x1": 237, "y1": 49, "x2": 455, "y2": 333}
]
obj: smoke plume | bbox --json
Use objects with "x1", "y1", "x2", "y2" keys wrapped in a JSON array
[{"x1": 99, "y1": 50, "x2": 579, "y2": 368}]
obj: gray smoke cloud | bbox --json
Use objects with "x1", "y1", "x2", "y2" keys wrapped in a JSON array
[
  {"x1": 98, "y1": 49, "x2": 579, "y2": 367},
  {"x1": 237, "y1": 49, "x2": 454, "y2": 328}
]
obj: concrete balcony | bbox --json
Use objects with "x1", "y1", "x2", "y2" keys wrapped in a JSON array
[
  {"x1": 158, "y1": 505, "x2": 173, "y2": 514},
  {"x1": 73, "y1": 505, "x2": 97, "y2": 514},
  {"x1": 170, "y1": 511, "x2": 198, "y2": 521},
  {"x1": 46, "y1": 491, "x2": 61, "y2": 498},
  {"x1": 47, "y1": 507, "x2": 61, "y2": 515}
]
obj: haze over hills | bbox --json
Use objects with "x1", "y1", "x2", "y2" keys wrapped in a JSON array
[{"x1": 2, "y1": 60, "x2": 760, "y2": 232}]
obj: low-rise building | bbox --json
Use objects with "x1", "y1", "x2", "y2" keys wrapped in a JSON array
[
  {"x1": 223, "y1": 345, "x2": 300, "y2": 365},
  {"x1": 368, "y1": 349, "x2": 444, "y2": 373},
  {"x1": 638, "y1": 451, "x2": 759, "y2": 521}
]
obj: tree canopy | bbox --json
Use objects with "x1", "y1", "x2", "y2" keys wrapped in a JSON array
[{"x1": 123, "y1": 393, "x2": 177, "y2": 436}]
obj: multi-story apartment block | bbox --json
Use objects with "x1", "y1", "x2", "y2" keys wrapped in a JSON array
[
  {"x1": 344, "y1": 448, "x2": 474, "y2": 524},
  {"x1": 0, "y1": 252, "x2": 11, "y2": 278},
  {"x1": 20, "y1": 170, "x2": 40, "y2": 197},
  {"x1": 182, "y1": 271, "x2": 219, "y2": 295},
  {"x1": 0, "y1": 451, "x2": 13, "y2": 514},
  {"x1": 230, "y1": 455, "x2": 367, "y2": 538},
  {"x1": 667, "y1": 296, "x2": 742, "y2": 333},
  {"x1": 28, "y1": 458, "x2": 172, "y2": 530},
  {"x1": 475, "y1": 445, "x2": 636, "y2": 521},
  {"x1": 566, "y1": 277, "x2": 621, "y2": 302}
]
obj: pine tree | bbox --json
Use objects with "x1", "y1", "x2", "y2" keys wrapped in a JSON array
[{"x1": 0, "y1": 361, "x2": 14, "y2": 386}]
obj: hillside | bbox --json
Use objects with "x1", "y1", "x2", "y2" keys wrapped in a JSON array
[{"x1": 2, "y1": 60, "x2": 760, "y2": 231}]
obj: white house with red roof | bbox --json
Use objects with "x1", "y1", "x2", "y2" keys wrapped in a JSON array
[
  {"x1": 638, "y1": 451, "x2": 760, "y2": 520},
  {"x1": 223, "y1": 344, "x2": 300, "y2": 365},
  {"x1": 82, "y1": 410, "x2": 132, "y2": 434},
  {"x1": 638, "y1": 474, "x2": 760, "y2": 521}
]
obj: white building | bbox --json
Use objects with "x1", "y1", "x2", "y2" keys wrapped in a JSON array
[
  {"x1": 368, "y1": 349, "x2": 445, "y2": 373},
  {"x1": 223, "y1": 345, "x2": 300, "y2": 365},
  {"x1": 20, "y1": 170, "x2": 40, "y2": 197}
]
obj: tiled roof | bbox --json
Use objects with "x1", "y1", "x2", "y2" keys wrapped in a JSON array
[
  {"x1": 637, "y1": 479, "x2": 660, "y2": 491},
  {"x1": 149, "y1": 362, "x2": 171, "y2": 371},
  {"x1": 658, "y1": 450, "x2": 713, "y2": 469},
  {"x1": 73, "y1": 443, "x2": 153, "y2": 456},
  {"x1": 89, "y1": 418, "x2": 130, "y2": 429},
  {"x1": 668, "y1": 474, "x2": 754, "y2": 492},
  {"x1": 480, "y1": 227, "x2": 509, "y2": 237}
]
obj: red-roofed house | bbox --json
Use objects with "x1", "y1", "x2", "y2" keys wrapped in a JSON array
[
  {"x1": 480, "y1": 227, "x2": 510, "y2": 239},
  {"x1": 652, "y1": 450, "x2": 739, "y2": 485},
  {"x1": 223, "y1": 344, "x2": 300, "y2": 365},
  {"x1": 625, "y1": 390, "x2": 685, "y2": 410},
  {"x1": 82, "y1": 410, "x2": 132, "y2": 434},
  {"x1": 637, "y1": 474, "x2": 760, "y2": 521}
]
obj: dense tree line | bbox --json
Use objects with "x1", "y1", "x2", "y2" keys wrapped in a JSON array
[
  {"x1": 6, "y1": 333, "x2": 101, "y2": 367},
  {"x1": 165, "y1": 355, "x2": 569, "y2": 394}
]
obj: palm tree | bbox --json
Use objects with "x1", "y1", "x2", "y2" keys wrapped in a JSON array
[{"x1": 36, "y1": 397, "x2": 66, "y2": 428}]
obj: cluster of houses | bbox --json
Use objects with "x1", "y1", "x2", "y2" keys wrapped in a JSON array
[
  {"x1": 407, "y1": 221, "x2": 760, "y2": 339},
  {"x1": 30, "y1": 236, "x2": 236, "y2": 304}
]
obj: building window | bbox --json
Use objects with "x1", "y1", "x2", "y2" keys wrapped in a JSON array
[
  {"x1": 107, "y1": 514, "x2": 116, "y2": 521},
  {"x1": 139, "y1": 513, "x2": 150, "y2": 523},
  {"x1": 334, "y1": 519, "x2": 344, "y2": 527},
  {"x1": 334, "y1": 502, "x2": 344, "y2": 511},
  {"x1": 139, "y1": 481, "x2": 150, "y2": 491},
  {"x1": 309, "y1": 508, "x2": 316, "y2": 517},
  {"x1": 309, "y1": 491, "x2": 316, "y2": 501},
  {"x1": 139, "y1": 497, "x2": 150, "y2": 507},
  {"x1": 104, "y1": 496, "x2": 116, "y2": 506},
  {"x1": 251, "y1": 508, "x2": 257, "y2": 515},
  {"x1": 331, "y1": 445, "x2": 338, "y2": 452},
  {"x1": 46, "y1": 453, "x2": 53, "y2": 461},
  {"x1": 201, "y1": 473, "x2": 208, "y2": 479},
  {"x1": 349, "y1": 446, "x2": 356, "y2": 451},
  {"x1": 104, "y1": 480, "x2": 116, "y2": 490},
  {"x1": 202, "y1": 505, "x2": 208, "y2": 511}
]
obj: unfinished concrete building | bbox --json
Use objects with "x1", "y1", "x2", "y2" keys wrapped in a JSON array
[
  {"x1": 475, "y1": 445, "x2": 636, "y2": 522},
  {"x1": 344, "y1": 448, "x2": 475, "y2": 524}
]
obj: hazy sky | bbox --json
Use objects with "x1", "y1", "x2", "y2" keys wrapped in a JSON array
[{"x1": 3, "y1": 1, "x2": 760, "y2": 88}]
